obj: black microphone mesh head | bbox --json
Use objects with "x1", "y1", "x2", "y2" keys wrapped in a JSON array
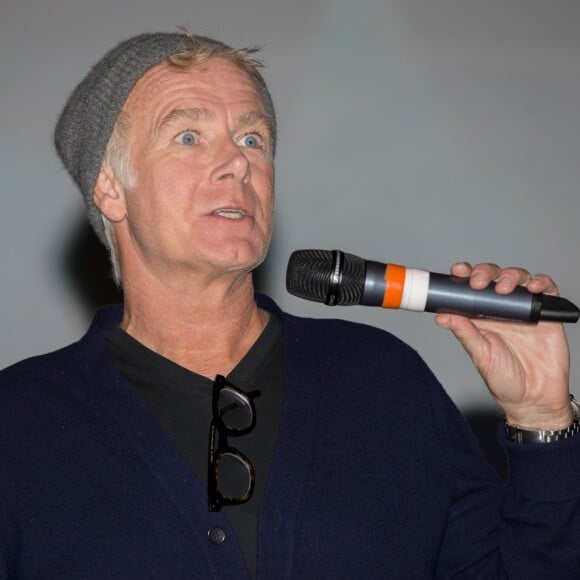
[{"x1": 286, "y1": 249, "x2": 365, "y2": 306}]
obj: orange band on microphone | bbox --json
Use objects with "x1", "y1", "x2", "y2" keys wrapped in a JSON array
[{"x1": 382, "y1": 264, "x2": 406, "y2": 309}]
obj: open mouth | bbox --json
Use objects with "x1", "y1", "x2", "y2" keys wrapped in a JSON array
[{"x1": 214, "y1": 209, "x2": 246, "y2": 220}]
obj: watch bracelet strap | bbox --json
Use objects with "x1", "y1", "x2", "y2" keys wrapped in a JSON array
[{"x1": 505, "y1": 395, "x2": 580, "y2": 444}]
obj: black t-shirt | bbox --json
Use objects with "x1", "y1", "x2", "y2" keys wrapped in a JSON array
[{"x1": 105, "y1": 314, "x2": 283, "y2": 579}]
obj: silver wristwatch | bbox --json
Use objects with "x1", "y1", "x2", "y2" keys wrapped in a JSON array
[{"x1": 505, "y1": 396, "x2": 580, "y2": 444}]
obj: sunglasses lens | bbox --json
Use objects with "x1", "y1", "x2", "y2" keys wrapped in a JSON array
[
  {"x1": 214, "y1": 451, "x2": 252, "y2": 500},
  {"x1": 218, "y1": 386, "x2": 253, "y2": 431}
]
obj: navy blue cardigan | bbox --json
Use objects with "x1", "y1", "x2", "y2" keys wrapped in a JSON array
[{"x1": 1, "y1": 296, "x2": 578, "y2": 579}]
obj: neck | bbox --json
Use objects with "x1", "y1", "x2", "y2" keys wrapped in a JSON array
[{"x1": 119, "y1": 271, "x2": 268, "y2": 379}]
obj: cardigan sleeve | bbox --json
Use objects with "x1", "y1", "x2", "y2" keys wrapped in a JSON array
[
  {"x1": 427, "y1": 362, "x2": 580, "y2": 579},
  {"x1": 497, "y1": 434, "x2": 580, "y2": 577}
]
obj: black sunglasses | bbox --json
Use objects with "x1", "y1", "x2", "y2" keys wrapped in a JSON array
[{"x1": 208, "y1": 374, "x2": 261, "y2": 512}]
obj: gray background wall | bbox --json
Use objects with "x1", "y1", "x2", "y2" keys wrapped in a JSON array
[{"x1": 2, "y1": 0, "x2": 579, "y2": 413}]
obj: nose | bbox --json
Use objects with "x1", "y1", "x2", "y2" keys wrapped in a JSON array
[{"x1": 210, "y1": 139, "x2": 251, "y2": 185}]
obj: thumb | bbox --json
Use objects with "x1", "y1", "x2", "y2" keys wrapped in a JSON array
[{"x1": 434, "y1": 313, "x2": 489, "y2": 368}]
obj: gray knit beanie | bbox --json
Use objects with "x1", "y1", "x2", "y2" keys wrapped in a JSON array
[{"x1": 54, "y1": 32, "x2": 276, "y2": 245}]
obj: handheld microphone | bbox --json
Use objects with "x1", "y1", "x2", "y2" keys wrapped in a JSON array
[{"x1": 286, "y1": 249, "x2": 579, "y2": 323}]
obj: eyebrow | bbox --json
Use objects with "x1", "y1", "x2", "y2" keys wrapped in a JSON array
[
  {"x1": 157, "y1": 107, "x2": 214, "y2": 134},
  {"x1": 239, "y1": 110, "x2": 273, "y2": 136}
]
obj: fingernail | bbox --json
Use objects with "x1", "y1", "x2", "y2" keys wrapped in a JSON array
[{"x1": 495, "y1": 278, "x2": 511, "y2": 291}]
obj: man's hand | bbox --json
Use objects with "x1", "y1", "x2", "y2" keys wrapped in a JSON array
[{"x1": 434, "y1": 262, "x2": 573, "y2": 430}]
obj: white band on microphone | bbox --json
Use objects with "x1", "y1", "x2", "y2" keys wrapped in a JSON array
[{"x1": 400, "y1": 268, "x2": 430, "y2": 312}]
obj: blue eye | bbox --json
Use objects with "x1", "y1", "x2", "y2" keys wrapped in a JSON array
[
  {"x1": 176, "y1": 131, "x2": 197, "y2": 146},
  {"x1": 240, "y1": 133, "x2": 261, "y2": 148}
]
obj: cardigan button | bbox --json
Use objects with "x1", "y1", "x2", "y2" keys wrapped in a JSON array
[{"x1": 208, "y1": 527, "x2": 226, "y2": 545}]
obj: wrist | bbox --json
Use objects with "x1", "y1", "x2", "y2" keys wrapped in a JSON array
[
  {"x1": 503, "y1": 397, "x2": 574, "y2": 430},
  {"x1": 505, "y1": 395, "x2": 580, "y2": 444}
]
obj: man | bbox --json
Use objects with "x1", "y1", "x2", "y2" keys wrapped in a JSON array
[{"x1": 0, "y1": 31, "x2": 578, "y2": 579}]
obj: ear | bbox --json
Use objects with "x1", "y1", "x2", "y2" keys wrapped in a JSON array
[{"x1": 93, "y1": 165, "x2": 127, "y2": 223}]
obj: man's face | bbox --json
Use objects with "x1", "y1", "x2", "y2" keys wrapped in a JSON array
[{"x1": 117, "y1": 57, "x2": 275, "y2": 282}]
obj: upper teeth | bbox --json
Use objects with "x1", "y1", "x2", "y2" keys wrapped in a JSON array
[{"x1": 215, "y1": 209, "x2": 245, "y2": 219}]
